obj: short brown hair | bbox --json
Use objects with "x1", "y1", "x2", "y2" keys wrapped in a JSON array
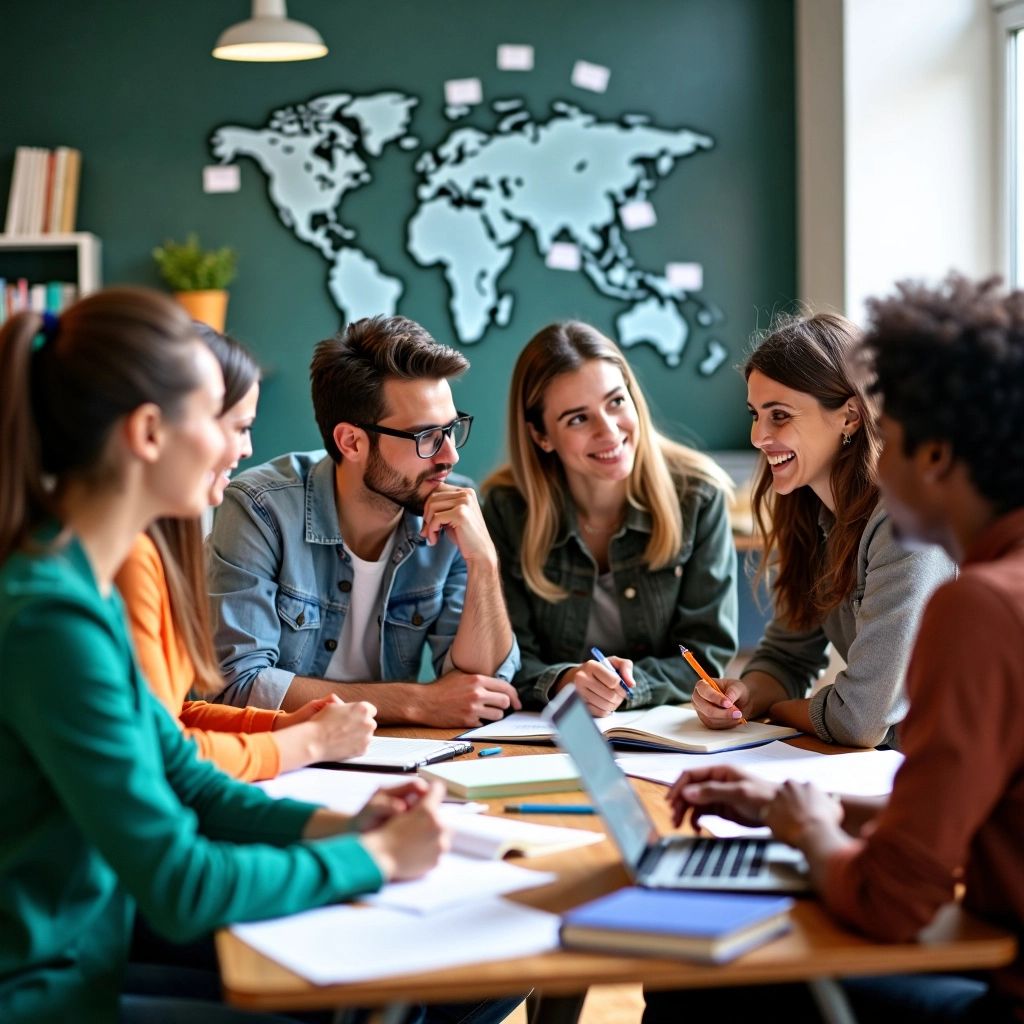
[{"x1": 310, "y1": 316, "x2": 468, "y2": 461}]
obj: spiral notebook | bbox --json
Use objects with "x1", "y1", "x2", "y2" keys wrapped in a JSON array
[{"x1": 315, "y1": 736, "x2": 473, "y2": 773}]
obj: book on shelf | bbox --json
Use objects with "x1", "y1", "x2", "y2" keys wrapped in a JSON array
[
  {"x1": 3, "y1": 145, "x2": 82, "y2": 236},
  {"x1": 462, "y1": 704, "x2": 800, "y2": 754},
  {"x1": 420, "y1": 753, "x2": 582, "y2": 799},
  {"x1": 559, "y1": 887, "x2": 794, "y2": 964},
  {"x1": 0, "y1": 278, "x2": 78, "y2": 324}
]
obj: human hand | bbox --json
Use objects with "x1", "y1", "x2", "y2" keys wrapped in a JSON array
[
  {"x1": 691, "y1": 676, "x2": 748, "y2": 729},
  {"x1": 274, "y1": 694, "x2": 336, "y2": 729},
  {"x1": 666, "y1": 764, "x2": 778, "y2": 830},
  {"x1": 421, "y1": 484, "x2": 497, "y2": 567},
  {"x1": 418, "y1": 670, "x2": 522, "y2": 726},
  {"x1": 350, "y1": 779, "x2": 430, "y2": 833},
  {"x1": 556, "y1": 657, "x2": 635, "y2": 716},
  {"x1": 359, "y1": 781, "x2": 449, "y2": 880},
  {"x1": 305, "y1": 699, "x2": 376, "y2": 761},
  {"x1": 762, "y1": 780, "x2": 843, "y2": 848}
]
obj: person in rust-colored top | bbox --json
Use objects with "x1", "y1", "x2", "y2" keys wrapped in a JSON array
[{"x1": 650, "y1": 275, "x2": 1024, "y2": 1023}]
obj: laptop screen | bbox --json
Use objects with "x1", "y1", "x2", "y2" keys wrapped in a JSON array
[{"x1": 544, "y1": 686, "x2": 659, "y2": 873}]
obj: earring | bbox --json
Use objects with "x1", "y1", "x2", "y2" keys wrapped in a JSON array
[{"x1": 841, "y1": 433, "x2": 852, "y2": 447}]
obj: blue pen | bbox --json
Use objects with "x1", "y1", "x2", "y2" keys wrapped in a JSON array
[
  {"x1": 590, "y1": 646, "x2": 632, "y2": 702},
  {"x1": 504, "y1": 804, "x2": 596, "y2": 814},
  {"x1": 477, "y1": 746, "x2": 503, "y2": 757}
]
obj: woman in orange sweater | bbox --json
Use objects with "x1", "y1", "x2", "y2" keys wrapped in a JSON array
[{"x1": 116, "y1": 325, "x2": 376, "y2": 780}]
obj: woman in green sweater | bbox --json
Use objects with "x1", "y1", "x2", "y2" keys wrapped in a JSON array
[{"x1": 0, "y1": 289, "x2": 449, "y2": 1023}]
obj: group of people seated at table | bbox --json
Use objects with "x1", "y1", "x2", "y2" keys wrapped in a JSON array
[{"x1": 0, "y1": 273, "x2": 1021, "y2": 1023}]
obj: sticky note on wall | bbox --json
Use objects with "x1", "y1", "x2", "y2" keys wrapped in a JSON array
[
  {"x1": 498, "y1": 45, "x2": 534, "y2": 71},
  {"x1": 445, "y1": 78, "x2": 483, "y2": 106},
  {"x1": 666, "y1": 262, "x2": 704, "y2": 292},
  {"x1": 572, "y1": 61, "x2": 610, "y2": 93}
]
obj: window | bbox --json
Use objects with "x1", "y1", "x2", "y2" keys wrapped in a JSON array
[{"x1": 998, "y1": 1, "x2": 1024, "y2": 285}]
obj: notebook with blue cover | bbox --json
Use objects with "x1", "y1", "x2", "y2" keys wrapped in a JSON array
[{"x1": 560, "y1": 886, "x2": 793, "y2": 963}]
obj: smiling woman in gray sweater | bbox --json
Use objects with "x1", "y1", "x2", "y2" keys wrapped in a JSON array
[{"x1": 694, "y1": 313, "x2": 953, "y2": 748}]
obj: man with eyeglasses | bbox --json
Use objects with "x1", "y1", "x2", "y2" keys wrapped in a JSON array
[{"x1": 206, "y1": 315, "x2": 522, "y2": 728}]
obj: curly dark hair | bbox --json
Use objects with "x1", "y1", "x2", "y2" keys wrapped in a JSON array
[{"x1": 863, "y1": 274, "x2": 1024, "y2": 512}]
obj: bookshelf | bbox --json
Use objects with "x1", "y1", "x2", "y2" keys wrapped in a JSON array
[{"x1": 0, "y1": 232, "x2": 102, "y2": 296}]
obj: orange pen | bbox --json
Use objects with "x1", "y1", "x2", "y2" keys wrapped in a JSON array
[{"x1": 678, "y1": 644, "x2": 748, "y2": 725}]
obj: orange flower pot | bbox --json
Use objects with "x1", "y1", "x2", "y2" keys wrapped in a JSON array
[{"x1": 175, "y1": 289, "x2": 229, "y2": 332}]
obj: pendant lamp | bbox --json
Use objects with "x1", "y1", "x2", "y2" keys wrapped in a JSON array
[{"x1": 213, "y1": 0, "x2": 328, "y2": 62}]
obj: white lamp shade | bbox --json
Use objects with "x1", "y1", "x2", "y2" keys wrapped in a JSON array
[{"x1": 213, "y1": 0, "x2": 327, "y2": 62}]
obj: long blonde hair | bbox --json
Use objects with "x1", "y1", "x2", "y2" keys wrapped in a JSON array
[{"x1": 484, "y1": 321, "x2": 731, "y2": 602}]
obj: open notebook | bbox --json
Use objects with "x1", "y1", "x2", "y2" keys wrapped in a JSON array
[{"x1": 462, "y1": 705, "x2": 799, "y2": 754}]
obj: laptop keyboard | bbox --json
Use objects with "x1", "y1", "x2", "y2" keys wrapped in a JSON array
[{"x1": 677, "y1": 838, "x2": 768, "y2": 879}]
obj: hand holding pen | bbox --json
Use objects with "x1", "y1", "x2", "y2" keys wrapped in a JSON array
[
  {"x1": 556, "y1": 647, "x2": 635, "y2": 717},
  {"x1": 679, "y1": 644, "x2": 749, "y2": 727}
]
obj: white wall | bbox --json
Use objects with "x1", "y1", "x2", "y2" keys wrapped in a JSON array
[{"x1": 798, "y1": 0, "x2": 999, "y2": 322}]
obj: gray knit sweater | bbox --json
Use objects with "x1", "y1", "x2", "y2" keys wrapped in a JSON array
[{"x1": 741, "y1": 502, "x2": 955, "y2": 748}]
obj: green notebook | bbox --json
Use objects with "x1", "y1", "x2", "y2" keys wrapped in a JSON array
[{"x1": 419, "y1": 753, "x2": 582, "y2": 799}]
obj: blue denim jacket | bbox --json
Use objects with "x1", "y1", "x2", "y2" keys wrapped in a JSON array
[
  {"x1": 483, "y1": 475, "x2": 738, "y2": 708},
  {"x1": 206, "y1": 451, "x2": 520, "y2": 709}
]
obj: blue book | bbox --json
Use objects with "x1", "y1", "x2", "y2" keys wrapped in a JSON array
[{"x1": 560, "y1": 887, "x2": 793, "y2": 964}]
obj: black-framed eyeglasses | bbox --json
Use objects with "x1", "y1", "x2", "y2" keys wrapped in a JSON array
[{"x1": 357, "y1": 412, "x2": 474, "y2": 459}]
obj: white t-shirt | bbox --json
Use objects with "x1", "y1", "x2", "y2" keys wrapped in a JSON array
[{"x1": 324, "y1": 531, "x2": 398, "y2": 682}]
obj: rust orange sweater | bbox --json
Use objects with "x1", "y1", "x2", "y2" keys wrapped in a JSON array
[
  {"x1": 824, "y1": 509, "x2": 1024, "y2": 1018},
  {"x1": 115, "y1": 532, "x2": 283, "y2": 781}
]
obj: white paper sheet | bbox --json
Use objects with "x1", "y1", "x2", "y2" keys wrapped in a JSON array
[
  {"x1": 545, "y1": 242, "x2": 581, "y2": 271},
  {"x1": 620, "y1": 200, "x2": 657, "y2": 230},
  {"x1": 364, "y1": 852, "x2": 555, "y2": 913},
  {"x1": 445, "y1": 78, "x2": 483, "y2": 106},
  {"x1": 617, "y1": 745, "x2": 904, "y2": 798},
  {"x1": 231, "y1": 898, "x2": 561, "y2": 985},
  {"x1": 571, "y1": 60, "x2": 610, "y2": 93},
  {"x1": 256, "y1": 768, "x2": 486, "y2": 814},
  {"x1": 497, "y1": 44, "x2": 534, "y2": 70},
  {"x1": 442, "y1": 810, "x2": 604, "y2": 859},
  {"x1": 666, "y1": 261, "x2": 704, "y2": 291}
]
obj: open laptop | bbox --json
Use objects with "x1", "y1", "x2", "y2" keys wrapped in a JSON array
[{"x1": 543, "y1": 686, "x2": 810, "y2": 893}]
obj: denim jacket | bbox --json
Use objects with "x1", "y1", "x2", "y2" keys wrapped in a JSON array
[
  {"x1": 483, "y1": 475, "x2": 738, "y2": 708},
  {"x1": 207, "y1": 451, "x2": 519, "y2": 709}
]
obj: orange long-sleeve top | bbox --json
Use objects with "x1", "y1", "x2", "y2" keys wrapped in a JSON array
[{"x1": 115, "y1": 532, "x2": 283, "y2": 781}]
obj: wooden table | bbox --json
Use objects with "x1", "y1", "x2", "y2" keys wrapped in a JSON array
[{"x1": 217, "y1": 731, "x2": 1016, "y2": 1021}]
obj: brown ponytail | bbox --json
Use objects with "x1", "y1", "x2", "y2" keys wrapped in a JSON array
[{"x1": 0, "y1": 287, "x2": 203, "y2": 564}]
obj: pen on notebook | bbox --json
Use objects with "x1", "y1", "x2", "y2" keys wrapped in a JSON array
[
  {"x1": 678, "y1": 644, "x2": 747, "y2": 725},
  {"x1": 477, "y1": 746, "x2": 503, "y2": 757},
  {"x1": 589, "y1": 646, "x2": 632, "y2": 702},
  {"x1": 504, "y1": 804, "x2": 596, "y2": 815}
]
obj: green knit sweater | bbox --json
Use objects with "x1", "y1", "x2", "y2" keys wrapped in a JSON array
[{"x1": 0, "y1": 533, "x2": 383, "y2": 1023}]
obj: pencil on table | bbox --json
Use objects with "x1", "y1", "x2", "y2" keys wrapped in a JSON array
[{"x1": 678, "y1": 644, "x2": 748, "y2": 725}]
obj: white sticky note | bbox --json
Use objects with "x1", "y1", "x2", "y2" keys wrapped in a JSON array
[
  {"x1": 445, "y1": 78, "x2": 483, "y2": 106},
  {"x1": 545, "y1": 242, "x2": 581, "y2": 272},
  {"x1": 497, "y1": 44, "x2": 534, "y2": 71},
  {"x1": 620, "y1": 200, "x2": 657, "y2": 231},
  {"x1": 666, "y1": 261, "x2": 704, "y2": 292},
  {"x1": 203, "y1": 165, "x2": 240, "y2": 194},
  {"x1": 572, "y1": 60, "x2": 610, "y2": 93}
]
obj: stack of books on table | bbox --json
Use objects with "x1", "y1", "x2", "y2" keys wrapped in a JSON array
[
  {"x1": 4, "y1": 146, "x2": 82, "y2": 236},
  {"x1": 560, "y1": 887, "x2": 794, "y2": 964}
]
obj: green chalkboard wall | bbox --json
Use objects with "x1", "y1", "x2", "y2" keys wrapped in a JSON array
[{"x1": 0, "y1": 0, "x2": 795, "y2": 481}]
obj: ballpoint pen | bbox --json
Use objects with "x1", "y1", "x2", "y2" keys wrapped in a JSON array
[
  {"x1": 504, "y1": 804, "x2": 596, "y2": 814},
  {"x1": 590, "y1": 646, "x2": 632, "y2": 701},
  {"x1": 679, "y1": 644, "x2": 748, "y2": 725}
]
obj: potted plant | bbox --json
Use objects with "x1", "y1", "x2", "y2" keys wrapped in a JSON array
[{"x1": 152, "y1": 234, "x2": 238, "y2": 331}]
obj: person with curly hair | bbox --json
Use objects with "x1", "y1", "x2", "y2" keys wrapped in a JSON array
[
  {"x1": 692, "y1": 312, "x2": 953, "y2": 747},
  {"x1": 656, "y1": 274, "x2": 1024, "y2": 1022}
]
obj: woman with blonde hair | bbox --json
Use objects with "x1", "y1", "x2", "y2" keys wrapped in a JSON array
[
  {"x1": 692, "y1": 312, "x2": 954, "y2": 747},
  {"x1": 483, "y1": 320, "x2": 737, "y2": 715},
  {"x1": 115, "y1": 324, "x2": 376, "y2": 781}
]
